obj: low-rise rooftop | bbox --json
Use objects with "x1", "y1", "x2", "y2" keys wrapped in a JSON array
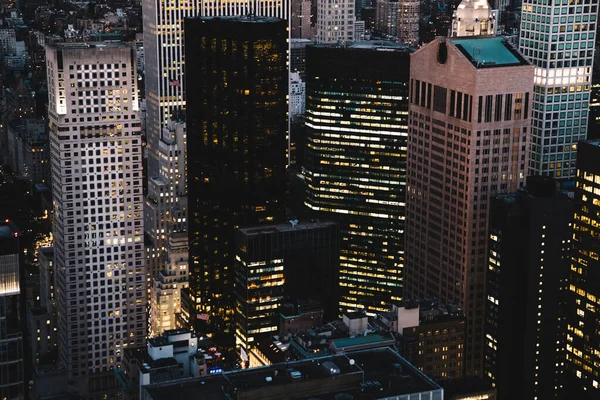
[{"x1": 142, "y1": 348, "x2": 442, "y2": 400}]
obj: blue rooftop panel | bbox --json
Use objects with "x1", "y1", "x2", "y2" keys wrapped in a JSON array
[{"x1": 452, "y1": 37, "x2": 528, "y2": 68}]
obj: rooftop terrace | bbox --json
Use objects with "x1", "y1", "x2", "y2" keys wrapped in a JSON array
[{"x1": 452, "y1": 37, "x2": 529, "y2": 68}]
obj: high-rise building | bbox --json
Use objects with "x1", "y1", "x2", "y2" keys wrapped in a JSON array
[
  {"x1": 149, "y1": 233, "x2": 189, "y2": 337},
  {"x1": 46, "y1": 42, "x2": 146, "y2": 393},
  {"x1": 375, "y1": 0, "x2": 399, "y2": 37},
  {"x1": 405, "y1": 37, "x2": 533, "y2": 376},
  {"x1": 519, "y1": 0, "x2": 599, "y2": 179},
  {"x1": 450, "y1": 0, "x2": 497, "y2": 37},
  {"x1": 142, "y1": 0, "x2": 290, "y2": 177},
  {"x1": 233, "y1": 221, "x2": 339, "y2": 359},
  {"x1": 185, "y1": 16, "x2": 288, "y2": 348},
  {"x1": 485, "y1": 176, "x2": 572, "y2": 399},
  {"x1": 144, "y1": 120, "x2": 187, "y2": 281},
  {"x1": 563, "y1": 140, "x2": 600, "y2": 397},
  {"x1": 316, "y1": 0, "x2": 355, "y2": 44},
  {"x1": 292, "y1": 0, "x2": 313, "y2": 38},
  {"x1": 0, "y1": 221, "x2": 24, "y2": 400},
  {"x1": 398, "y1": 0, "x2": 420, "y2": 46},
  {"x1": 304, "y1": 43, "x2": 411, "y2": 314}
]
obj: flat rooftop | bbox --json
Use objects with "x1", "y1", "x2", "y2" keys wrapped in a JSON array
[
  {"x1": 238, "y1": 220, "x2": 336, "y2": 235},
  {"x1": 452, "y1": 37, "x2": 529, "y2": 68},
  {"x1": 143, "y1": 348, "x2": 442, "y2": 400}
]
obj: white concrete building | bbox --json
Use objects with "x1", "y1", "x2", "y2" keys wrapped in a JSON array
[
  {"x1": 289, "y1": 72, "x2": 306, "y2": 119},
  {"x1": 316, "y1": 0, "x2": 355, "y2": 44},
  {"x1": 46, "y1": 42, "x2": 146, "y2": 387},
  {"x1": 451, "y1": 0, "x2": 497, "y2": 37},
  {"x1": 520, "y1": 0, "x2": 598, "y2": 178},
  {"x1": 149, "y1": 233, "x2": 189, "y2": 337}
]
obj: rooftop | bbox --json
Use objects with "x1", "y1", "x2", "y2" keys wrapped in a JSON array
[
  {"x1": 451, "y1": 37, "x2": 529, "y2": 68},
  {"x1": 330, "y1": 334, "x2": 395, "y2": 350},
  {"x1": 143, "y1": 348, "x2": 442, "y2": 400},
  {"x1": 238, "y1": 220, "x2": 336, "y2": 236}
]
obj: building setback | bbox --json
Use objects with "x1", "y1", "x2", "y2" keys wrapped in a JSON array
[
  {"x1": 563, "y1": 140, "x2": 600, "y2": 397},
  {"x1": 46, "y1": 42, "x2": 146, "y2": 394},
  {"x1": 303, "y1": 43, "x2": 411, "y2": 314},
  {"x1": 485, "y1": 176, "x2": 572, "y2": 399},
  {"x1": 184, "y1": 16, "x2": 288, "y2": 349},
  {"x1": 519, "y1": 0, "x2": 599, "y2": 178},
  {"x1": 405, "y1": 36, "x2": 534, "y2": 376},
  {"x1": 234, "y1": 221, "x2": 339, "y2": 359}
]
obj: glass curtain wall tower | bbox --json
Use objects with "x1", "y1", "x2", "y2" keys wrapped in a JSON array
[
  {"x1": 519, "y1": 0, "x2": 599, "y2": 178},
  {"x1": 303, "y1": 43, "x2": 411, "y2": 314}
]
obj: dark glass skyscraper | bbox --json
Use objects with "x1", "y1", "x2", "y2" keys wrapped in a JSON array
[
  {"x1": 184, "y1": 16, "x2": 288, "y2": 348},
  {"x1": 563, "y1": 140, "x2": 600, "y2": 397},
  {"x1": 303, "y1": 43, "x2": 411, "y2": 314},
  {"x1": 234, "y1": 221, "x2": 339, "y2": 361},
  {"x1": 485, "y1": 177, "x2": 572, "y2": 399}
]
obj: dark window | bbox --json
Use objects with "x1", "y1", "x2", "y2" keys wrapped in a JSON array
[
  {"x1": 420, "y1": 82, "x2": 427, "y2": 107},
  {"x1": 450, "y1": 90, "x2": 456, "y2": 117},
  {"x1": 485, "y1": 95, "x2": 493, "y2": 122},
  {"x1": 434, "y1": 86, "x2": 447, "y2": 114},
  {"x1": 415, "y1": 80, "x2": 421, "y2": 105},
  {"x1": 478, "y1": 96, "x2": 483, "y2": 123},
  {"x1": 463, "y1": 95, "x2": 470, "y2": 122},
  {"x1": 427, "y1": 83, "x2": 432, "y2": 109},
  {"x1": 494, "y1": 94, "x2": 503, "y2": 122},
  {"x1": 456, "y1": 92, "x2": 463, "y2": 120},
  {"x1": 524, "y1": 92, "x2": 530, "y2": 119},
  {"x1": 504, "y1": 93, "x2": 513, "y2": 120}
]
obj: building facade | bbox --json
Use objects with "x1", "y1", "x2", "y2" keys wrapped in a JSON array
[
  {"x1": 149, "y1": 233, "x2": 189, "y2": 337},
  {"x1": 304, "y1": 43, "x2": 411, "y2": 314},
  {"x1": 185, "y1": 17, "x2": 288, "y2": 349},
  {"x1": 0, "y1": 221, "x2": 24, "y2": 400},
  {"x1": 451, "y1": 0, "x2": 497, "y2": 37},
  {"x1": 485, "y1": 177, "x2": 572, "y2": 399},
  {"x1": 563, "y1": 140, "x2": 600, "y2": 397},
  {"x1": 46, "y1": 42, "x2": 146, "y2": 391},
  {"x1": 142, "y1": 0, "x2": 290, "y2": 177},
  {"x1": 233, "y1": 221, "x2": 339, "y2": 360},
  {"x1": 316, "y1": 0, "x2": 355, "y2": 43},
  {"x1": 398, "y1": 0, "x2": 420, "y2": 45},
  {"x1": 405, "y1": 37, "x2": 533, "y2": 376},
  {"x1": 519, "y1": 0, "x2": 599, "y2": 178}
]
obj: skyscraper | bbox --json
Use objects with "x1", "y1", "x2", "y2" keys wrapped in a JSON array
[
  {"x1": 0, "y1": 220, "x2": 24, "y2": 399},
  {"x1": 185, "y1": 16, "x2": 288, "y2": 348},
  {"x1": 303, "y1": 43, "x2": 411, "y2": 314},
  {"x1": 143, "y1": 0, "x2": 290, "y2": 177},
  {"x1": 405, "y1": 37, "x2": 533, "y2": 376},
  {"x1": 316, "y1": 0, "x2": 355, "y2": 44},
  {"x1": 519, "y1": 0, "x2": 599, "y2": 179},
  {"x1": 46, "y1": 42, "x2": 146, "y2": 392},
  {"x1": 234, "y1": 221, "x2": 339, "y2": 360},
  {"x1": 485, "y1": 176, "x2": 572, "y2": 399},
  {"x1": 398, "y1": 0, "x2": 420, "y2": 46},
  {"x1": 563, "y1": 140, "x2": 600, "y2": 397}
]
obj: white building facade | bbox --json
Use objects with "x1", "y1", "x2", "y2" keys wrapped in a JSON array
[
  {"x1": 519, "y1": 0, "x2": 598, "y2": 178},
  {"x1": 316, "y1": 0, "x2": 355, "y2": 44},
  {"x1": 451, "y1": 0, "x2": 497, "y2": 37},
  {"x1": 46, "y1": 42, "x2": 146, "y2": 382}
]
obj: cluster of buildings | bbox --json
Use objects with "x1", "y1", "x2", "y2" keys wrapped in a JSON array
[{"x1": 1, "y1": 0, "x2": 600, "y2": 399}]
